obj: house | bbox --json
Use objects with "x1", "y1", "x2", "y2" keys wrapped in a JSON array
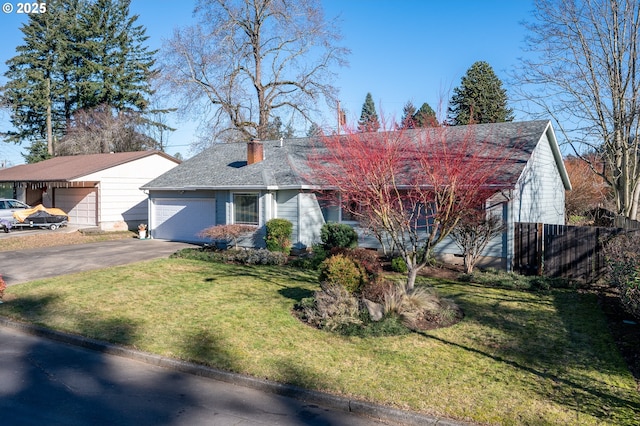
[
  {"x1": 0, "y1": 151, "x2": 180, "y2": 231},
  {"x1": 142, "y1": 120, "x2": 571, "y2": 270}
]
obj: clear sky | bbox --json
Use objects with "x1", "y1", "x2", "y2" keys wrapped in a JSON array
[{"x1": 0, "y1": 0, "x2": 535, "y2": 166}]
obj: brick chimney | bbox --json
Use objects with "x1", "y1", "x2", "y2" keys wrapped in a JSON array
[{"x1": 247, "y1": 139, "x2": 264, "y2": 165}]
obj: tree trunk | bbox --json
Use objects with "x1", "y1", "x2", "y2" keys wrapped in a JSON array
[
  {"x1": 406, "y1": 266, "x2": 419, "y2": 291},
  {"x1": 46, "y1": 78, "x2": 53, "y2": 155}
]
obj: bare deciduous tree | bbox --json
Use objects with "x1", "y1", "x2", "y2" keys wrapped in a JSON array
[
  {"x1": 514, "y1": 0, "x2": 640, "y2": 219},
  {"x1": 450, "y1": 212, "x2": 505, "y2": 274},
  {"x1": 57, "y1": 105, "x2": 157, "y2": 155},
  {"x1": 161, "y1": 0, "x2": 348, "y2": 147}
]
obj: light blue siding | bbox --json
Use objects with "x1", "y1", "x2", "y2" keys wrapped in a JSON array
[
  {"x1": 277, "y1": 190, "x2": 300, "y2": 246},
  {"x1": 216, "y1": 191, "x2": 229, "y2": 225},
  {"x1": 298, "y1": 193, "x2": 326, "y2": 247},
  {"x1": 275, "y1": 190, "x2": 326, "y2": 249},
  {"x1": 513, "y1": 132, "x2": 566, "y2": 224}
]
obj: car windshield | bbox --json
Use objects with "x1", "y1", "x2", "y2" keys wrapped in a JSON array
[{"x1": 3, "y1": 200, "x2": 28, "y2": 209}]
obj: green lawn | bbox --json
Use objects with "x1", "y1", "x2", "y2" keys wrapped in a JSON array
[{"x1": 1, "y1": 259, "x2": 638, "y2": 425}]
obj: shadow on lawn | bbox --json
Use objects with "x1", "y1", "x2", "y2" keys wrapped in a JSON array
[
  {"x1": 219, "y1": 264, "x2": 317, "y2": 284},
  {"x1": 425, "y1": 285, "x2": 640, "y2": 424},
  {"x1": 1, "y1": 294, "x2": 141, "y2": 346},
  {"x1": 278, "y1": 286, "x2": 314, "y2": 302}
]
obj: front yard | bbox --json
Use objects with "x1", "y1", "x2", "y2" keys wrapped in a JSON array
[{"x1": 0, "y1": 258, "x2": 638, "y2": 425}]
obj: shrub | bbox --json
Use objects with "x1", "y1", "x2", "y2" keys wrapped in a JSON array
[
  {"x1": 172, "y1": 247, "x2": 286, "y2": 265},
  {"x1": 330, "y1": 247, "x2": 382, "y2": 282},
  {"x1": 361, "y1": 279, "x2": 396, "y2": 304},
  {"x1": 198, "y1": 224, "x2": 256, "y2": 249},
  {"x1": 289, "y1": 244, "x2": 328, "y2": 270},
  {"x1": 391, "y1": 256, "x2": 408, "y2": 273},
  {"x1": 318, "y1": 254, "x2": 366, "y2": 293},
  {"x1": 265, "y1": 218, "x2": 293, "y2": 255},
  {"x1": 320, "y1": 222, "x2": 358, "y2": 250},
  {"x1": 381, "y1": 284, "x2": 462, "y2": 329},
  {"x1": 297, "y1": 282, "x2": 362, "y2": 331},
  {"x1": 603, "y1": 232, "x2": 640, "y2": 319}
]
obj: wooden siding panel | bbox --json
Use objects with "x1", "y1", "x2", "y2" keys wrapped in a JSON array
[
  {"x1": 276, "y1": 190, "x2": 300, "y2": 245},
  {"x1": 298, "y1": 192, "x2": 325, "y2": 247},
  {"x1": 513, "y1": 133, "x2": 565, "y2": 225}
]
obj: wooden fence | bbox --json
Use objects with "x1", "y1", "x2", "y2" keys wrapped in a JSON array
[{"x1": 513, "y1": 222, "x2": 634, "y2": 283}]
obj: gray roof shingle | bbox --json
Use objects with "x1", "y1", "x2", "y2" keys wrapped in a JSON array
[{"x1": 142, "y1": 120, "x2": 569, "y2": 191}]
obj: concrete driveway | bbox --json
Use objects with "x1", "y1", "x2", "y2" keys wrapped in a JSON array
[{"x1": 0, "y1": 238, "x2": 196, "y2": 285}]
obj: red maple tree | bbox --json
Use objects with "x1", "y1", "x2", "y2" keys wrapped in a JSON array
[{"x1": 307, "y1": 122, "x2": 512, "y2": 290}]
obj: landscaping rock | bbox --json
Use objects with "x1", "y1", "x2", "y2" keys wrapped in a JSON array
[{"x1": 363, "y1": 298, "x2": 384, "y2": 321}]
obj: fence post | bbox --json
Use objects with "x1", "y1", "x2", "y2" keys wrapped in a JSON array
[{"x1": 537, "y1": 222, "x2": 544, "y2": 276}]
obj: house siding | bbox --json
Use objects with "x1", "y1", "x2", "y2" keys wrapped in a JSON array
[
  {"x1": 276, "y1": 190, "x2": 300, "y2": 246},
  {"x1": 512, "y1": 131, "x2": 565, "y2": 224},
  {"x1": 298, "y1": 192, "x2": 325, "y2": 248},
  {"x1": 80, "y1": 155, "x2": 178, "y2": 230},
  {"x1": 216, "y1": 191, "x2": 228, "y2": 226}
]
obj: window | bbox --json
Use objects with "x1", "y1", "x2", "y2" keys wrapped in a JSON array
[
  {"x1": 340, "y1": 194, "x2": 362, "y2": 222},
  {"x1": 7, "y1": 200, "x2": 28, "y2": 209},
  {"x1": 233, "y1": 193, "x2": 259, "y2": 225}
]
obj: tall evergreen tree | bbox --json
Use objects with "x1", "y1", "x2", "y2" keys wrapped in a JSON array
[
  {"x1": 307, "y1": 122, "x2": 322, "y2": 137},
  {"x1": 1, "y1": 0, "x2": 158, "y2": 158},
  {"x1": 1, "y1": 0, "x2": 75, "y2": 153},
  {"x1": 357, "y1": 92, "x2": 380, "y2": 132},
  {"x1": 447, "y1": 61, "x2": 513, "y2": 126},
  {"x1": 80, "y1": 0, "x2": 156, "y2": 112},
  {"x1": 413, "y1": 102, "x2": 438, "y2": 127},
  {"x1": 399, "y1": 101, "x2": 417, "y2": 129},
  {"x1": 22, "y1": 140, "x2": 52, "y2": 164}
]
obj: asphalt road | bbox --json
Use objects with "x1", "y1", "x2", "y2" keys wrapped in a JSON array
[{"x1": 0, "y1": 238, "x2": 196, "y2": 285}]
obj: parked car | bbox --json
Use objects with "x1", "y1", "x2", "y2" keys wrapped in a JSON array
[{"x1": 0, "y1": 198, "x2": 30, "y2": 221}]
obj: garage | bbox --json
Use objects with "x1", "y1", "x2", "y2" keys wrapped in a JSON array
[
  {"x1": 56, "y1": 187, "x2": 98, "y2": 226},
  {"x1": 0, "y1": 151, "x2": 181, "y2": 231},
  {"x1": 151, "y1": 198, "x2": 215, "y2": 242}
]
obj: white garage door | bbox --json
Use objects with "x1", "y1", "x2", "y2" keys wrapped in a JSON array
[
  {"x1": 152, "y1": 198, "x2": 215, "y2": 242},
  {"x1": 56, "y1": 188, "x2": 98, "y2": 226}
]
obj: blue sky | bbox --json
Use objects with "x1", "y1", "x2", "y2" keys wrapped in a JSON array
[{"x1": 0, "y1": 0, "x2": 535, "y2": 166}]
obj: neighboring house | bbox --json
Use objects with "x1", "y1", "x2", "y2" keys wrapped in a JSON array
[
  {"x1": 0, "y1": 151, "x2": 180, "y2": 230},
  {"x1": 142, "y1": 120, "x2": 571, "y2": 270}
]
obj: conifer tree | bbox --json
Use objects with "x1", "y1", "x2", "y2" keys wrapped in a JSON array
[
  {"x1": 413, "y1": 102, "x2": 438, "y2": 127},
  {"x1": 307, "y1": 122, "x2": 322, "y2": 137},
  {"x1": 399, "y1": 101, "x2": 416, "y2": 129},
  {"x1": 1, "y1": 0, "x2": 73, "y2": 152},
  {"x1": 357, "y1": 92, "x2": 380, "y2": 132},
  {"x1": 447, "y1": 61, "x2": 513, "y2": 126},
  {"x1": 22, "y1": 140, "x2": 52, "y2": 164},
  {"x1": 1, "y1": 0, "x2": 158, "y2": 157},
  {"x1": 80, "y1": 0, "x2": 156, "y2": 112}
]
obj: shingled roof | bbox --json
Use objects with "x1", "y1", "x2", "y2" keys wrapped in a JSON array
[
  {"x1": 0, "y1": 151, "x2": 179, "y2": 182},
  {"x1": 142, "y1": 120, "x2": 571, "y2": 191}
]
